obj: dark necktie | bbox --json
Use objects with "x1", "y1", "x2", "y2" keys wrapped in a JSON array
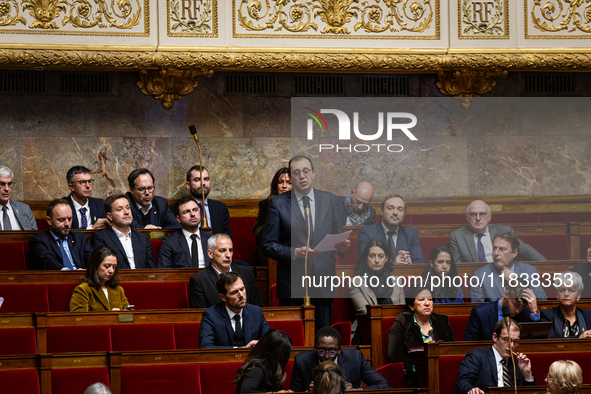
[
  {"x1": 501, "y1": 359, "x2": 512, "y2": 387},
  {"x1": 190, "y1": 233, "x2": 199, "y2": 268},
  {"x1": 197, "y1": 201, "x2": 206, "y2": 224},
  {"x1": 387, "y1": 231, "x2": 396, "y2": 257},
  {"x1": 302, "y1": 196, "x2": 313, "y2": 237},
  {"x1": 58, "y1": 237, "x2": 75, "y2": 270},
  {"x1": 79, "y1": 207, "x2": 88, "y2": 228},
  {"x1": 233, "y1": 314, "x2": 244, "y2": 346},
  {"x1": 477, "y1": 234, "x2": 486, "y2": 262},
  {"x1": 2, "y1": 205, "x2": 12, "y2": 231}
]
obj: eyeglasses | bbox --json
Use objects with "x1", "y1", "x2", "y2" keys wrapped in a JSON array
[
  {"x1": 70, "y1": 180, "x2": 93, "y2": 186},
  {"x1": 135, "y1": 186, "x2": 155, "y2": 193},
  {"x1": 546, "y1": 373, "x2": 554, "y2": 381},
  {"x1": 499, "y1": 336, "x2": 520, "y2": 346},
  {"x1": 468, "y1": 212, "x2": 489, "y2": 219},
  {"x1": 291, "y1": 168, "x2": 312, "y2": 178},
  {"x1": 316, "y1": 349, "x2": 339, "y2": 357}
]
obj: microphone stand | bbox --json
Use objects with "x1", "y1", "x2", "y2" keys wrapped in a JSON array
[
  {"x1": 189, "y1": 125, "x2": 211, "y2": 231},
  {"x1": 303, "y1": 203, "x2": 312, "y2": 307}
]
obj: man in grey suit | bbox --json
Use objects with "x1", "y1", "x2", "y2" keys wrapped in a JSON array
[
  {"x1": 0, "y1": 166, "x2": 37, "y2": 231},
  {"x1": 450, "y1": 200, "x2": 545, "y2": 263},
  {"x1": 470, "y1": 231, "x2": 547, "y2": 302}
]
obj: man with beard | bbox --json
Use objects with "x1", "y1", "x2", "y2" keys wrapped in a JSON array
[
  {"x1": 171, "y1": 165, "x2": 231, "y2": 236},
  {"x1": 29, "y1": 199, "x2": 92, "y2": 270},
  {"x1": 337, "y1": 181, "x2": 376, "y2": 227},
  {"x1": 357, "y1": 194, "x2": 424, "y2": 264},
  {"x1": 91, "y1": 195, "x2": 155, "y2": 269}
]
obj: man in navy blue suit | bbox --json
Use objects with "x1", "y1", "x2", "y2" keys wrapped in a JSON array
[
  {"x1": 125, "y1": 168, "x2": 180, "y2": 229},
  {"x1": 199, "y1": 272, "x2": 270, "y2": 348},
  {"x1": 261, "y1": 155, "x2": 350, "y2": 329},
  {"x1": 29, "y1": 199, "x2": 92, "y2": 270},
  {"x1": 90, "y1": 195, "x2": 155, "y2": 269},
  {"x1": 290, "y1": 326, "x2": 390, "y2": 391},
  {"x1": 337, "y1": 181, "x2": 376, "y2": 227},
  {"x1": 455, "y1": 319, "x2": 535, "y2": 394},
  {"x1": 357, "y1": 195, "x2": 424, "y2": 264},
  {"x1": 63, "y1": 166, "x2": 109, "y2": 230}
]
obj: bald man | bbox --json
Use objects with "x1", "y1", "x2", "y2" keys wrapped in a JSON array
[
  {"x1": 450, "y1": 200, "x2": 546, "y2": 263},
  {"x1": 337, "y1": 182, "x2": 376, "y2": 227}
]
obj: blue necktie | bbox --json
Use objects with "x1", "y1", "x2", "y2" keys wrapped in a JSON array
[
  {"x1": 58, "y1": 238, "x2": 75, "y2": 270},
  {"x1": 501, "y1": 359, "x2": 512, "y2": 387},
  {"x1": 477, "y1": 234, "x2": 486, "y2": 263},
  {"x1": 79, "y1": 207, "x2": 88, "y2": 228}
]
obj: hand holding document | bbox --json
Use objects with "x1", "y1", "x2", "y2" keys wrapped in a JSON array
[{"x1": 313, "y1": 230, "x2": 352, "y2": 252}]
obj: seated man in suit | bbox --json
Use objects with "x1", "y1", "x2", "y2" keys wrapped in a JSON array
[
  {"x1": 470, "y1": 231, "x2": 547, "y2": 302},
  {"x1": 456, "y1": 319, "x2": 535, "y2": 394},
  {"x1": 29, "y1": 199, "x2": 92, "y2": 270},
  {"x1": 90, "y1": 194, "x2": 155, "y2": 269},
  {"x1": 199, "y1": 272, "x2": 270, "y2": 348},
  {"x1": 0, "y1": 166, "x2": 37, "y2": 230},
  {"x1": 189, "y1": 233, "x2": 263, "y2": 308},
  {"x1": 337, "y1": 181, "x2": 376, "y2": 227},
  {"x1": 63, "y1": 165, "x2": 109, "y2": 230},
  {"x1": 290, "y1": 326, "x2": 390, "y2": 392},
  {"x1": 358, "y1": 194, "x2": 424, "y2": 264},
  {"x1": 450, "y1": 200, "x2": 545, "y2": 263},
  {"x1": 464, "y1": 285, "x2": 540, "y2": 341},
  {"x1": 126, "y1": 168, "x2": 180, "y2": 229},
  {"x1": 157, "y1": 196, "x2": 211, "y2": 269}
]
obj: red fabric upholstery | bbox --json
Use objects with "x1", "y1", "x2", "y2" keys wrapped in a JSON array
[
  {"x1": 0, "y1": 369, "x2": 40, "y2": 394},
  {"x1": 336, "y1": 238, "x2": 358, "y2": 265},
  {"x1": 150, "y1": 240, "x2": 162, "y2": 263},
  {"x1": 36, "y1": 219, "x2": 50, "y2": 230},
  {"x1": 381, "y1": 318, "x2": 395, "y2": 365},
  {"x1": 47, "y1": 283, "x2": 79, "y2": 312},
  {"x1": 52, "y1": 367, "x2": 109, "y2": 394},
  {"x1": 448, "y1": 316, "x2": 469, "y2": 341},
  {"x1": 331, "y1": 321, "x2": 352, "y2": 346},
  {"x1": 0, "y1": 284, "x2": 49, "y2": 313},
  {"x1": 331, "y1": 288, "x2": 354, "y2": 324},
  {"x1": 230, "y1": 217, "x2": 256, "y2": 264},
  {"x1": 174, "y1": 323, "x2": 201, "y2": 350},
  {"x1": 111, "y1": 323, "x2": 175, "y2": 351},
  {"x1": 269, "y1": 321, "x2": 305, "y2": 346},
  {"x1": 122, "y1": 364, "x2": 201, "y2": 394},
  {"x1": 121, "y1": 282, "x2": 188, "y2": 310},
  {"x1": 528, "y1": 353, "x2": 591, "y2": 384},
  {"x1": 376, "y1": 362, "x2": 405, "y2": 388},
  {"x1": 284, "y1": 361, "x2": 294, "y2": 391},
  {"x1": 410, "y1": 215, "x2": 467, "y2": 225},
  {"x1": 541, "y1": 213, "x2": 591, "y2": 222},
  {"x1": 580, "y1": 234, "x2": 591, "y2": 261},
  {"x1": 438, "y1": 356, "x2": 464, "y2": 394},
  {"x1": 417, "y1": 237, "x2": 449, "y2": 264},
  {"x1": 0, "y1": 327, "x2": 37, "y2": 355},
  {"x1": 47, "y1": 325, "x2": 112, "y2": 353},
  {"x1": 270, "y1": 284, "x2": 279, "y2": 307},
  {"x1": 199, "y1": 363, "x2": 240, "y2": 394},
  {"x1": 518, "y1": 234, "x2": 569, "y2": 261},
  {"x1": 0, "y1": 242, "x2": 26, "y2": 270}
]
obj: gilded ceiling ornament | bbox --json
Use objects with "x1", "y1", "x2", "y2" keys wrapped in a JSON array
[
  {"x1": 531, "y1": 0, "x2": 591, "y2": 34},
  {"x1": 137, "y1": 68, "x2": 213, "y2": 109},
  {"x1": 436, "y1": 68, "x2": 508, "y2": 101},
  {"x1": 0, "y1": 0, "x2": 26, "y2": 26},
  {"x1": 170, "y1": 0, "x2": 212, "y2": 33}
]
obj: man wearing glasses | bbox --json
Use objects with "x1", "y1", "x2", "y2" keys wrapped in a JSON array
[
  {"x1": 125, "y1": 168, "x2": 180, "y2": 229},
  {"x1": 63, "y1": 166, "x2": 109, "y2": 230},
  {"x1": 290, "y1": 326, "x2": 390, "y2": 391},
  {"x1": 0, "y1": 166, "x2": 37, "y2": 231},
  {"x1": 456, "y1": 319, "x2": 535, "y2": 394},
  {"x1": 450, "y1": 200, "x2": 545, "y2": 264}
]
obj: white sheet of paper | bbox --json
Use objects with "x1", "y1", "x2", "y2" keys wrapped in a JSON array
[
  {"x1": 0, "y1": 297, "x2": 4, "y2": 309},
  {"x1": 313, "y1": 230, "x2": 352, "y2": 252}
]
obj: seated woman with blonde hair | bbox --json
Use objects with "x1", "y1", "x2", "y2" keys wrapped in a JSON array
[
  {"x1": 546, "y1": 360, "x2": 583, "y2": 394},
  {"x1": 313, "y1": 361, "x2": 347, "y2": 394}
]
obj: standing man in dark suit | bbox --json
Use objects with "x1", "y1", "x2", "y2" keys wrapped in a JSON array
[
  {"x1": 0, "y1": 166, "x2": 37, "y2": 230},
  {"x1": 29, "y1": 199, "x2": 92, "y2": 270},
  {"x1": 290, "y1": 326, "x2": 390, "y2": 392},
  {"x1": 357, "y1": 195, "x2": 424, "y2": 264},
  {"x1": 199, "y1": 272, "x2": 270, "y2": 348},
  {"x1": 337, "y1": 181, "x2": 376, "y2": 227},
  {"x1": 456, "y1": 320, "x2": 535, "y2": 394},
  {"x1": 450, "y1": 200, "x2": 546, "y2": 263},
  {"x1": 157, "y1": 196, "x2": 211, "y2": 269},
  {"x1": 90, "y1": 195, "x2": 155, "y2": 269},
  {"x1": 125, "y1": 168, "x2": 180, "y2": 229},
  {"x1": 261, "y1": 155, "x2": 350, "y2": 329},
  {"x1": 63, "y1": 166, "x2": 109, "y2": 230},
  {"x1": 189, "y1": 233, "x2": 263, "y2": 308}
]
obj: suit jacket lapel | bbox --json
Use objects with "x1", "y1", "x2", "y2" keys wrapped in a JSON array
[
  {"x1": 463, "y1": 227, "x2": 479, "y2": 262},
  {"x1": 375, "y1": 222, "x2": 388, "y2": 245},
  {"x1": 108, "y1": 228, "x2": 130, "y2": 268},
  {"x1": 242, "y1": 306, "x2": 251, "y2": 343},
  {"x1": 291, "y1": 191, "x2": 307, "y2": 234},
  {"x1": 206, "y1": 265, "x2": 218, "y2": 291},
  {"x1": 67, "y1": 234, "x2": 80, "y2": 268},
  {"x1": 396, "y1": 226, "x2": 407, "y2": 254},
  {"x1": 92, "y1": 286, "x2": 111, "y2": 310},
  {"x1": 131, "y1": 230, "x2": 143, "y2": 268},
  {"x1": 47, "y1": 232, "x2": 64, "y2": 265},
  {"x1": 486, "y1": 347, "x2": 498, "y2": 384},
  {"x1": 338, "y1": 351, "x2": 350, "y2": 383},
  {"x1": 176, "y1": 231, "x2": 192, "y2": 267},
  {"x1": 66, "y1": 196, "x2": 80, "y2": 229},
  {"x1": 220, "y1": 305, "x2": 234, "y2": 343},
  {"x1": 200, "y1": 232, "x2": 211, "y2": 266}
]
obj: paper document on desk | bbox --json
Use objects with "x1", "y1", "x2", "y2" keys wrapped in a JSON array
[
  {"x1": 313, "y1": 230, "x2": 352, "y2": 252},
  {"x1": 0, "y1": 297, "x2": 4, "y2": 309}
]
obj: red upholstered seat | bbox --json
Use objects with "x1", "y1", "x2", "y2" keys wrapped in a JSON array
[
  {"x1": 580, "y1": 234, "x2": 591, "y2": 260},
  {"x1": 47, "y1": 325, "x2": 112, "y2": 353},
  {"x1": 0, "y1": 327, "x2": 37, "y2": 355},
  {"x1": 0, "y1": 242, "x2": 26, "y2": 270},
  {"x1": 337, "y1": 238, "x2": 358, "y2": 265},
  {"x1": 438, "y1": 356, "x2": 464, "y2": 394},
  {"x1": 268, "y1": 321, "x2": 305, "y2": 346},
  {"x1": 448, "y1": 316, "x2": 469, "y2": 341},
  {"x1": 36, "y1": 219, "x2": 50, "y2": 231},
  {"x1": 528, "y1": 353, "x2": 591, "y2": 384},
  {"x1": 417, "y1": 237, "x2": 449, "y2": 263},
  {"x1": 47, "y1": 283, "x2": 80, "y2": 312},
  {"x1": 121, "y1": 282, "x2": 188, "y2": 309},
  {"x1": 122, "y1": 364, "x2": 202, "y2": 394},
  {"x1": 381, "y1": 318, "x2": 396, "y2": 365},
  {"x1": 331, "y1": 288, "x2": 354, "y2": 325},
  {"x1": 52, "y1": 367, "x2": 109, "y2": 394},
  {"x1": 410, "y1": 215, "x2": 467, "y2": 225},
  {"x1": 518, "y1": 234, "x2": 569, "y2": 261},
  {"x1": 541, "y1": 213, "x2": 591, "y2": 222},
  {"x1": 230, "y1": 217, "x2": 256, "y2": 264},
  {"x1": 150, "y1": 240, "x2": 162, "y2": 263},
  {"x1": 0, "y1": 284, "x2": 49, "y2": 313},
  {"x1": 331, "y1": 321, "x2": 352, "y2": 346},
  {"x1": 376, "y1": 362, "x2": 405, "y2": 388},
  {"x1": 174, "y1": 323, "x2": 201, "y2": 350},
  {"x1": 0, "y1": 369, "x2": 40, "y2": 394},
  {"x1": 199, "y1": 363, "x2": 240, "y2": 394},
  {"x1": 111, "y1": 323, "x2": 175, "y2": 351}
]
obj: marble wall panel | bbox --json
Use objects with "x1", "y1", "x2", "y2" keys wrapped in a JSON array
[
  {"x1": 0, "y1": 138, "x2": 23, "y2": 200},
  {"x1": 243, "y1": 97, "x2": 291, "y2": 138}
]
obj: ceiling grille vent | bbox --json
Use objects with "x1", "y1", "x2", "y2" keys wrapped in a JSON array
[
  {"x1": 524, "y1": 73, "x2": 576, "y2": 94},
  {"x1": 294, "y1": 75, "x2": 344, "y2": 96},
  {"x1": 61, "y1": 72, "x2": 110, "y2": 95},
  {"x1": 361, "y1": 75, "x2": 410, "y2": 96},
  {"x1": 225, "y1": 74, "x2": 277, "y2": 94},
  {"x1": 0, "y1": 71, "x2": 46, "y2": 94}
]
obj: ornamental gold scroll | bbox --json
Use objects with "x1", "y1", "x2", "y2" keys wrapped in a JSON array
[
  {"x1": 235, "y1": 0, "x2": 438, "y2": 39},
  {"x1": 530, "y1": 0, "x2": 591, "y2": 35},
  {"x1": 459, "y1": 0, "x2": 508, "y2": 39},
  {"x1": 0, "y1": 0, "x2": 145, "y2": 33}
]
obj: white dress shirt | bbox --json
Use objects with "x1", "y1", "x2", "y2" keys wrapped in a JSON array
[
  {"x1": 226, "y1": 306, "x2": 244, "y2": 331},
  {"x1": 182, "y1": 229, "x2": 205, "y2": 268},
  {"x1": 0, "y1": 201, "x2": 22, "y2": 230},
  {"x1": 112, "y1": 227, "x2": 135, "y2": 269},
  {"x1": 381, "y1": 222, "x2": 398, "y2": 248},
  {"x1": 293, "y1": 188, "x2": 315, "y2": 229}
]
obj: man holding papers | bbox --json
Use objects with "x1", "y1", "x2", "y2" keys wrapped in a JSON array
[{"x1": 261, "y1": 155, "x2": 350, "y2": 329}]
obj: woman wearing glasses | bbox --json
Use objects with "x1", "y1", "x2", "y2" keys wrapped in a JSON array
[
  {"x1": 546, "y1": 360, "x2": 583, "y2": 394},
  {"x1": 541, "y1": 272, "x2": 591, "y2": 339}
]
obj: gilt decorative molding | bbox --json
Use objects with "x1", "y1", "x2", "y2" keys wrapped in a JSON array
[
  {"x1": 137, "y1": 68, "x2": 213, "y2": 109},
  {"x1": 459, "y1": 0, "x2": 509, "y2": 39},
  {"x1": 436, "y1": 68, "x2": 508, "y2": 100},
  {"x1": 527, "y1": 0, "x2": 591, "y2": 38}
]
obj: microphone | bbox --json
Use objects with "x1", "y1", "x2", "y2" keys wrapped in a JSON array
[
  {"x1": 502, "y1": 305, "x2": 511, "y2": 327},
  {"x1": 189, "y1": 125, "x2": 197, "y2": 135},
  {"x1": 302, "y1": 196, "x2": 312, "y2": 306}
]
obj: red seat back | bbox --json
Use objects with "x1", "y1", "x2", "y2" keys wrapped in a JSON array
[
  {"x1": 0, "y1": 284, "x2": 49, "y2": 313},
  {"x1": 268, "y1": 321, "x2": 304, "y2": 346},
  {"x1": 174, "y1": 323, "x2": 201, "y2": 350},
  {"x1": 122, "y1": 364, "x2": 201, "y2": 394},
  {"x1": 284, "y1": 361, "x2": 295, "y2": 391},
  {"x1": 580, "y1": 234, "x2": 591, "y2": 260},
  {"x1": 0, "y1": 242, "x2": 26, "y2": 270},
  {"x1": 111, "y1": 324, "x2": 175, "y2": 351},
  {"x1": 448, "y1": 316, "x2": 469, "y2": 342},
  {"x1": 331, "y1": 289, "x2": 354, "y2": 325},
  {"x1": 47, "y1": 283, "x2": 80, "y2": 312},
  {"x1": 377, "y1": 362, "x2": 405, "y2": 388},
  {"x1": 52, "y1": 367, "x2": 109, "y2": 394},
  {"x1": 230, "y1": 217, "x2": 256, "y2": 264},
  {"x1": 438, "y1": 356, "x2": 464, "y2": 394},
  {"x1": 381, "y1": 318, "x2": 396, "y2": 365},
  {"x1": 528, "y1": 353, "x2": 591, "y2": 384},
  {"x1": 519, "y1": 235, "x2": 569, "y2": 261},
  {"x1": 0, "y1": 327, "x2": 37, "y2": 355},
  {"x1": 122, "y1": 282, "x2": 188, "y2": 309},
  {"x1": 0, "y1": 369, "x2": 40, "y2": 394},
  {"x1": 331, "y1": 321, "x2": 352, "y2": 346},
  {"x1": 150, "y1": 240, "x2": 162, "y2": 263},
  {"x1": 199, "y1": 363, "x2": 240, "y2": 394},
  {"x1": 417, "y1": 237, "x2": 449, "y2": 263},
  {"x1": 47, "y1": 325, "x2": 112, "y2": 353}
]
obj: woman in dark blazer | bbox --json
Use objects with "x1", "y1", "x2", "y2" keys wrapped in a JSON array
[
  {"x1": 387, "y1": 285, "x2": 455, "y2": 387},
  {"x1": 421, "y1": 245, "x2": 464, "y2": 303},
  {"x1": 541, "y1": 271, "x2": 591, "y2": 339}
]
